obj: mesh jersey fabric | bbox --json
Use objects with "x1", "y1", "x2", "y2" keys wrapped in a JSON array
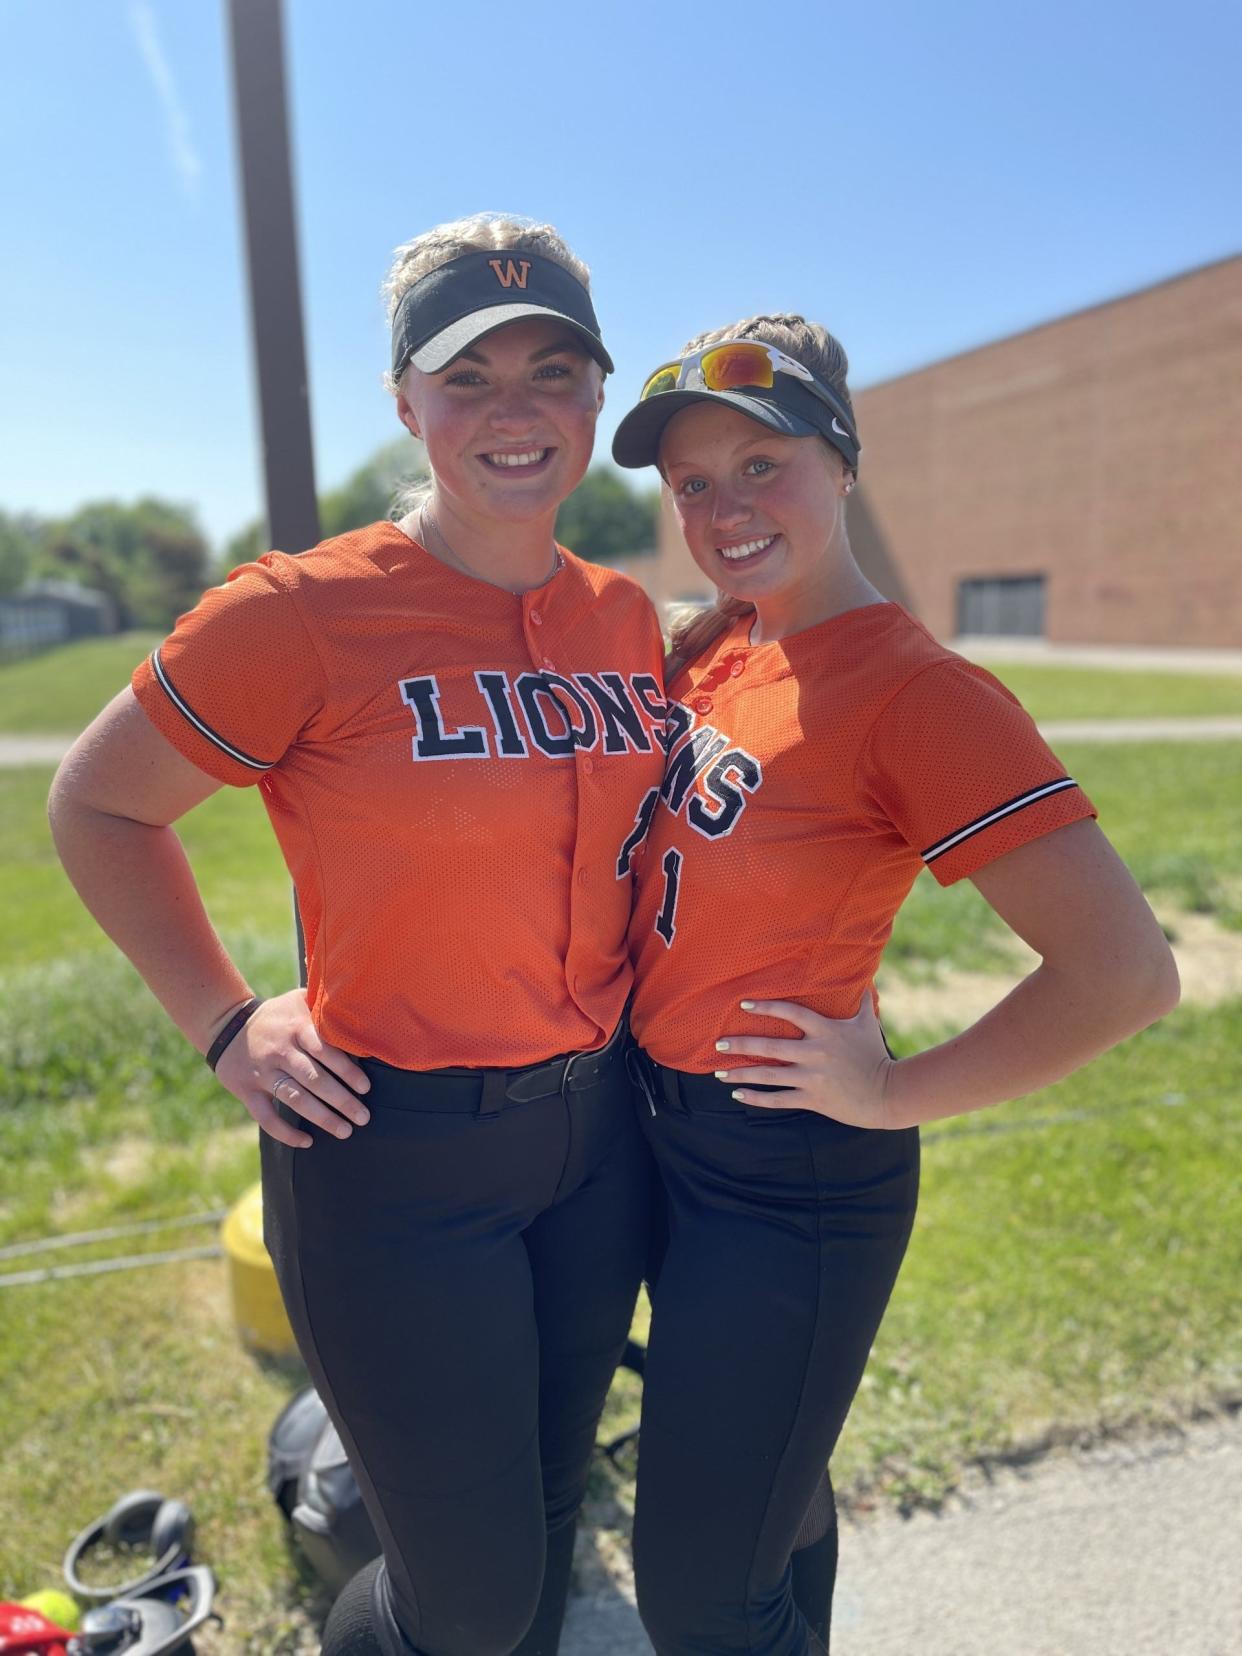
[
  {"x1": 131, "y1": 521, "x2": 667, "y2": 1069},
  {"x1": 627, "y1": 601, "x2": 1096, "y2": 1074}
]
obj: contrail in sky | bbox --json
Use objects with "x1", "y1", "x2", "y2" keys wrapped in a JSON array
[{"x1": 127, "y1": 0, "x2": 203, "y2": 197}]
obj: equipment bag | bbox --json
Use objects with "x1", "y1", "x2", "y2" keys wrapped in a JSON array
[
  {"x1": 266, "y1": 1388, "x2": 380, "y2": 1597},
  {"x1": 267, "y1": 1345, "x2": 647, "y2": 1598}
]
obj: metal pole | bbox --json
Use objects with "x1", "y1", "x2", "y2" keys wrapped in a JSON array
[
  {"x1": 225, "y1": 0, "x2": 320, "y2": 557},
  {"x1": 225, "y1": 0, "x2": 318, "y2": 980}
]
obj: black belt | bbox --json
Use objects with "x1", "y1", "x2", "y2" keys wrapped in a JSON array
[{"x1": 363, "y1": 1018, "x2": 628, "y2": 1117}]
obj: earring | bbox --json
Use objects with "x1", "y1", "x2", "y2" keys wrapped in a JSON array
[{"x1": 842, "y1": 481, "x2": 854, "y2": 495}]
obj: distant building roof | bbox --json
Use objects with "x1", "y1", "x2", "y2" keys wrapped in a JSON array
[{"x1": 15, "y1": 579, "x2": 113, "y2": 612}]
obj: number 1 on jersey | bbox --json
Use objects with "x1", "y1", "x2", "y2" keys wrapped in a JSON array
[{"x1": 654, "y1": 846, "x2": 683, "y2": 948}]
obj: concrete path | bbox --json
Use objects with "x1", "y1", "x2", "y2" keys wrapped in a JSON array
[
  {"x1": 563, "y1": 1412, "x2": 1242, "y2": 1655},
  {"x1": 0, "y1": 734, "x2": 76, "y2": 765},
  {"x1": 3, "y1": 718, "x2": 1242, "y2": 773},
  {"x1": 956, "y1": 639, "x2": 1242, "y2": 675},
  {"x1": 1041, "y1": 716, "x2": 1242, "y2": 742}
]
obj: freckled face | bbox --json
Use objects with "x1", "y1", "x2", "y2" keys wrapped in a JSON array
[
  {"x1": 660, "y1": 401, "x2": 846, "y2": 600},
  {"x1": 397, "y1": 317, "x2": 605, "y2": 525}
]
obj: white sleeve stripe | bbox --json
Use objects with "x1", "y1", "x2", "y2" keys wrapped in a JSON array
[
  {"x1": 151, "y1": 649, "x2": 274, "y2": 771},
  {"x1": 922, "y1": 777, "x2": 1078, "y2": 863}
]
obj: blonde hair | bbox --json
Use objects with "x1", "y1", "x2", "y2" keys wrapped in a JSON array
[
  {"x1": 381, "y1": 213, "x2": 595, "y2": 516},
  {"x1": 382, "y1": 212, "x2": 592, "y2": 383},
  {"x1": 664, "y1": 313, "x2": 855, "y2": 671}
]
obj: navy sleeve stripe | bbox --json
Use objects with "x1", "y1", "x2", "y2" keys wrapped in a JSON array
[
  {"x1": 151, "y1": 649, "x2": 275, "y2": 772},
  {"x1": 921, "y1": 777, "x2": 1079, "y2": 864}
]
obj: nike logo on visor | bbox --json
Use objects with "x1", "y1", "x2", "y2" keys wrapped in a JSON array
[{"x1": 832, "y1": 417, "x2": 850, "y2": 437}]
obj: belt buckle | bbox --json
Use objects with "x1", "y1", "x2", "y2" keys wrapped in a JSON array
[
  {"x1": 560, "y1": 1047, "x2": 591, "y2": 1099},
  {"x1": 561, "y1": 1019, "x2": 623, "y2": 1099},
  {"x1": 563, "y1": 1046, "x2": 582, "y2": 1099}
]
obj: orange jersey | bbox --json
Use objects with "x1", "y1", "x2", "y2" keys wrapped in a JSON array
[
  {"x1": 132, "y1": 522, "x2": 667, "y2": 1069},
  {"x1": 627, "y1": 602, "x2": 1096, "y2": 1073}
]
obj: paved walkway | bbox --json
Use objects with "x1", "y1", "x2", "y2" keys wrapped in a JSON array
[
  {"x1": 0, "y1": 734, "x2": 79, "y2": 765},
  {"x1": 956, "y1": 639, "x2": 1242, "y2": 675},
  {"x1": 563, "y1": 1412, "x2": 1242, "y2": 1655},
  {"x1": 1040, "y1": 716, "x2": 1242, "y2": 742},
  {"x1": 3, "y1": 716, "x2": 1242, "y2": 773}
]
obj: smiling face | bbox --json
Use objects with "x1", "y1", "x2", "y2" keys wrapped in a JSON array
[
  {"x1": 660, "y1": 400, "x2": 851, "y2": 611},
  {"x1": 397, "y1": 316, "x2": 605, "y2": 528}
]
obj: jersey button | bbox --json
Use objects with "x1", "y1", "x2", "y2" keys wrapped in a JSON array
[
  {"x1": 730, "y1": 660, "x2": 744, "y2": 677},
  {"x1": 577, "y1": 867, "x2": 589, "y2": 886},
  {"x1": 542, "y1": 657, "x2": 554, "y2": 670},
  {"x1": 582, "y1": 757, "x2": 595, "y2": 775},
  {"x1": 530, "y1": 609, "x2": 543, "y2": 625},
  {"x1": 693, "y1": 695, "x2": 713, "y2": 714}
]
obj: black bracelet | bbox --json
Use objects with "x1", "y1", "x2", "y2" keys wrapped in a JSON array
[{"x1": 205, "y1": 997, "x2": 264, "y2": 1072}]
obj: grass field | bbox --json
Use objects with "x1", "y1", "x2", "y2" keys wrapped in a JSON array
[
  {"x1": 3, "y1": 637, "x2": 1241, "y2": 1645},
  {"x1": 3, "y1": 632, "x2": 1242, "y2": 738},
  {"x1": 0, "y1": 767, "x2": 290, "y2": 970},
  {"x1": 2, "y1": 959, "x2": 1238, "y2": 1641},
  {"x1": 981, "y1": 660, "x2": 1242, "y2": 722},
  {"x1": 0, "y1": 634, "x2": 162, "y2": 734},
  {"x1": 4, "y1": 734, "x2": 1240, "y2": 978}
]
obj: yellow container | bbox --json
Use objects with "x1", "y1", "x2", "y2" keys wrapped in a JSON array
[{"x1": 220, "y1": 1182, "x2": 297, "y2": 1356}]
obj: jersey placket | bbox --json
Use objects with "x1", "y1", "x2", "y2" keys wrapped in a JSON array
[{"x1": 522, "y1": 588, "x2": 600, "y2": 1019}]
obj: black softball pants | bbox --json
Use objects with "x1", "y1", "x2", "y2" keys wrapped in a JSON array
[
  {"x1": 260, "y1": 1028, "x2": 652, "y2": 1656},
  {"x1": 630, "y1": 1054, "x2": 919, "y2": 1656}
]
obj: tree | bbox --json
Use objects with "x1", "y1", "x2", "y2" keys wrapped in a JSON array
[
  {"x1": 222, "y1": 437, "x2": 427, "y2": 571},
  {"x1": 40, "y1": 499, "x2": 211, "y2": 630},
  {"x1": 217, "y1": 447, "x2": 657, "y2": 572},
  {"x1": 0, "y1": 511, "x2": 39, "y2": 595},
  {"x1": 555, "y1": 466, "x2": 659, "y2": 564}
]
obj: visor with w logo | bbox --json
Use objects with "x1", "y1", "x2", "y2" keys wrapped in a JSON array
[{"x1": 390, "y1": 250, "x2": 614, "y2": 378}]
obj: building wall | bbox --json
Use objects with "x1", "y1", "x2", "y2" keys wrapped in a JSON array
[
  {"x1": 604, "y1": 508, "x2": 710, "y2": 611},
  {"x1": 652, "y1": 257, "x2": 1242, "y2": 646}
]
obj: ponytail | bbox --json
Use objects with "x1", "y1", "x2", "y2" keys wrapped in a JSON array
[{"x1": 665, "y1": 594, "x2": 753, "y2": 682}]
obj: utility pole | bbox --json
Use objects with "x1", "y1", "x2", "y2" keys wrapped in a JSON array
[
  {"x1": 225, "y1": 0, "x2": 320, "y2": 557},
  {"x1": 225, "y1": 0, "x2": 318, "y2": 978}
]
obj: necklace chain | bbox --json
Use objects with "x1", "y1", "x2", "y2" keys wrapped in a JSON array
[{"x1": 415, "y1": 505, "x2": 560, "y2": 594}]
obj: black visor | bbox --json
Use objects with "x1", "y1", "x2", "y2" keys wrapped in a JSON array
[
  {"x1": 612, "y1": 376, "x2": 860, "y2": 474},
  {"x1": 390, "y1": 251, "x2": 613, "y2": 379}
]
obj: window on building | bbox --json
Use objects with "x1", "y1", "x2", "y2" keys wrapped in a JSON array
[{"x1": 956, "y1": 575, "x2": 1046, "y2": 638}]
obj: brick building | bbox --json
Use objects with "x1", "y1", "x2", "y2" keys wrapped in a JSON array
[{"x1": 632, "y1": 256, "x2": 1242, "y2": 647}]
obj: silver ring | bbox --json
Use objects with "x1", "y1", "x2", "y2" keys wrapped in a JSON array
[{"x1": 272, "y1": 1073, "x2": 298, "y2": 1101}]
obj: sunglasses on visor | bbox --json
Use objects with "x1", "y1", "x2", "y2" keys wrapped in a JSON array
[{"x1": 639, "y1": 340, "x2": 856, "y2": 438}]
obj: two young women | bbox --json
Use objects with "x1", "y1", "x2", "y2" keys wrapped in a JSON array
[{"x1": 50, "y1": 215, "x2": 1179, "y2": 1656}]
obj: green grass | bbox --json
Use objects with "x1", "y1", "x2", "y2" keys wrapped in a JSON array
[
  {"x1": 0, "y1": 939, "x2": 297, "y2": 1241},
  {"x1": 1063, "y1": 739, "x2": 1242, "y2": 929},
  {"x1": 838, "y1": 1001, "x2": 1242, "y2": 1508},
  {"x1": 1, "y1": 964, "x2": 1237, "y2": 1631},
  {"x1": 981, "y1": 661, "x2": 1242, "y2": 722},
  {"x1": 881, "y1": 874, "x2": 1013, "y2": 981},
  {"x1": 2, "y1": 691, "x2": 1240, "y2": 1637},
  {"x1": 1, "y1": 767, "x2": 293, "y2": 970},
  {"x1": 8, "y1": 739, "x2": 1240, "y2": 986},
  {"x1": 5, "y1": 639, "x2": 1242, "y2": 742},
  {"x1": 0, "y1": 634, "x2": 161, "y2": 734},
  {"x1": 882, "y1": 738, "x2": 1242, "y2": 978}
]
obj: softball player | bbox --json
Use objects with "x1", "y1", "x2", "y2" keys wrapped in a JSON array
[
  {"x1": 50, "y1": 216, "x2": 666, "y2": 1656},
  {"x1": 612, "y1": 316, "x2": 1180, "y2": 1654}
]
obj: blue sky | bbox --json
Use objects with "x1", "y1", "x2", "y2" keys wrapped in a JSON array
[{"x1": 2, "y1": 0, "x2": 1238, "y2": 551}]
